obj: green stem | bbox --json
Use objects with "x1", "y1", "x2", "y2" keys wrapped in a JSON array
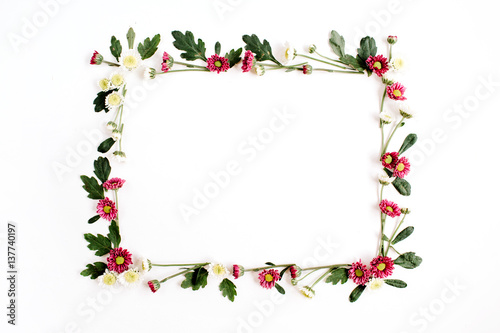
[
  {"x1": 382, "y1": 117, "x2": 404, "y2": 155},
  {"x1": 311, "y1": 268, "x2": 333, "y2": 288},
  {"x1": 173, "y1": 61, "x2": 207, "y2": 69},
  {"x1": 379, "y1": 213, "x2": 387, "y2": 256},
  {"x1": 389, "y1": 45, "x2": 393, "y2": 62},
  {"x1": 390, "y1": 246, "x2": 401, "y2": 256},
  {"x1": 159, "y1": 268, "x2": 193, "y2": 283},
  {"x1": 296, "y1": 268, "x2": 320, "y2": 282},
  {"x1": 385, "y1": 214, "x2": 407, "y2": 256},
  {"x1": 158, "y1": 68, "x2": 210, "y2": 73},
  {"x1": 152, "y1": 262, "x2": 210, "y2": 267},
  {"x1": 103, "y1": 60, "x2": 120, "y2": 67},
  {"x1": 245, "y1": 264, "x2": 294, "y2": 272},
  {"x1": 313, "y1": 51, "x2": 345, "y2": 64},
  {"x1": 297, "y1": 53, "x2": 352, "y2": 70},
  {"x1": 379, "y1": 90, "x2": 387, "y2": 155},
  {"x1": 302, "y1": 264, "x2": 350, "y2": 271},
  {"x1": 314, "y1": 68, "x2": 364, "y2": 74},
  {"x1": 114, "y1": 189, "x2": 119, "y2": 227}
]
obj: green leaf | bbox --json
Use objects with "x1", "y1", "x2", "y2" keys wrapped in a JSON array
[
  {"x1": 384, "y1": 279, "x2": 407, "y2": 288},
  {"x1": 97, "y1": 138, "x2": 116, "y2": 154},
  {"x1": 349, "y1": 285, "x2": 366, "y2": 303},
  {"x1": 138, "y1": 34, "x2": 161, "y2": 60},
  {"x1": 172, "y1": 30, "x2": 207, "y2": 61},
  {"x1": 93, "y1": 90, "x2": 114, "y2": 113},
  {"x1": 339, "y1": 54, "x2": 365, "y2": 72},
  {"x1": 382, "y1": 234, "x2": 390, "y2": 242},
  {"x1": 225, "y1": 48, "x2": 243, "y2": 68},
  {"x1": 279, "y1": 266, "x2": 291, "y2": 279},
  {"x1": 398, "y1": 134, "x2": 418, "y2": 155},
  {"x1": 242, "y1": 34, "x2": 281, "y2": 65},
  {"x1": 395, "y1": 252, "x2": 423, "y2": 269},
  {"x1": 215, "y1": 41, "x2": 221, "y2": 55},
  {"x1": 392, "y1": 226, "x2": 414, "y2": 245},
  {"x1": 93, "y1": 157, "x2": 111, "y2": 183},
  {"x1": 126, "y1": 27, "x2": 135, "y2": 49},
  {"x1": 81, "y1": 262, "x2": 107, "y2": 279},
  {"x1": 110, "y1": 36, "x2": 122, "y2": 62},
  {"x1": 219, "y1": 278, "x2": 237, "y2": 302},
  {"x1": 325, "y1": 268, "x2": 349, "y2": 285},
  {"x1": 181, "y1": 272, "x2": 195, "y2": 289},
  {"x1": 265, "y1": 262, "x2": 275, "y2": 266},
  {"x1": 84, "y1": 233, "x2": 112, "y2": 256},
  {"x1": 392, "y1": 177, "x2": 411, "y2": 196},
  {"x1": 275, "y1": 283, "x2": 286, "y2": 295},
  {"x1": 357, "y1": 36, "x2": 377, "y2": 62},
  {"x1": 107, "y1": 220, "x2": 121, "y2": 248},
  {"x1": 181, "y1": 267, "x2": 209, "y2": 291},
  {"x1": 80, "y1": 175, "x2": 104, "y2": 200},
  {"x1": 88, "y1": 215, "x2": 100, "y2": 224},
  {"x1": 329, "y1": 30, "x2": 345, "y2": 57}
]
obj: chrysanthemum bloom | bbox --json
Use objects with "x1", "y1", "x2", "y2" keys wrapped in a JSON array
[
  {"x1": 368, "y1": 278, "x2": 384, "y2": 291},
  {"x1": 399, "y1": 103, "x2": 414, "y2": 119},
  {"x1": 103, "y1": 177, "x2": 126, "y2": 191},
  {"x1": 107, "y1": 247, "x2": 133, "y2": 274},
  {"x1": 161, "y1": 51, "x2": 173, "y2": 73},
  {"x1": 379, "y1": 199, "x2": 402, "y2": 218},
  {"x1": 387, "y1": 82, "x2": 407, "y2": 101},
  {"x1": 97, "y1": 270, "x2": 117, "y2": 287},
  {"x1": 110, "y1": 72, "x2": 125, "y2": 87},
  {"x1": 379, "y1": 112, "x2": 393, "y2": 125},
  {"x1": 90, "y1": 51, "x2": 103, "y2": 65},
  {"x1": 300, "y1": 286, "x2": 315, "y2": 298},
  {"x1": 282, "y1": 42, "x2": 296, "y2": 64},
  {"x1": 290, "y1": 265, "x2": 301, "y2": 279},
  {"x1": 98, "y1": 78, "x2": 111, "y2": 91},
  {"x1": 254, "y1": 65, "x2": 265, "y2": 76},
  {"x1": 105, "y1": 92, "x2": 123, "y2": 109},
  {"x1": 206, "y1": 54, "x2": 230, "y2": 74},
  {"x1": 381, "y1": 151, "x2": 399, "y2": 169},
  {"x1": 378, "y1": 172, "x2": 396, "y2": 186},
  {"x1": 140, "y1": 258, "x2": 152, "y2": 273},
  {"x1": 391, "y1": 57, "x2": 405, "y2": 71},
  {"x1": 370, "y1": 256, "x2": 395, "y2": 279},
  {"x1": 258, "y1": 269, "x2": 280, "y2": 289},
  {"x1": 208, "y1": 263, "x2": 229, "y2": 279},
  {"x1": 233, "y1": 265, "x2": 244, "y2": 279},
  {"x1": 119, "y1": 268, "x2": 143, "y2": 287},
  {"x1": 348, "y1": 260, "x2": 371, "y2": 286},
  {"x1": 113, "y1": 151, "x2": 127, "y2": 163},
  {"x1": 241, "y1": 50, "x2": 254, "y2": 73},
  {"x1": 366, "y1": 55, "x2": 389, "y2": 77},
  {"x1": 302, "y1": 64, "x2": 312, "y2": 75},
  {"x1": 148, "y1": 279, "x2": 161, "y2": 293},
  {"x1": 393, "y1": 157, "x2": 411, "y2": 178},
  {"x1": 387, "y1": 36, "x2": 398, "y2": 45},
  {"x1": 120, "y1": 50, "x2": 141, "y2": 71},
  {"x1": 96, "y1": 197, "x2": 118, "y2": 221}
]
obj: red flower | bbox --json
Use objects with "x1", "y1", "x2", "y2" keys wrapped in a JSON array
[
  {"x1": 241, "y1": 50, "x2": 254, "y2": 73},
  {"x1": 381, "y1": 152, "x2": 399, "y2": 170},
  {"x1": 387, "y1": 82, "x2": 407, "y2": 101},
  {"x1": 103, "y1": 178, "x2": 126, "y2": 190},
  {"x1": 90, "y1": 51, "x2": 103, "y2": 65},
  {"x1": 366, "y1": 55, "x2": 389, "y2": 77},
  {"x1": 161, "y1": 52, "x2": 172, "y2": 73},
  {"x1": 258, "y1": 269, "x2": 280, "y2": 289},
  {"x1": 393, "y1": 157, "x2": 411, "y2": 178},
  {"x1": 379, "y1": 199, "x2": 401, "y2": 218},
  {"x1": 96, "y1": 197, "x2": 118, "y2": 221},
  {"x1": 107, "y1": 247, "x2": 133, "y2": 273},
  {"x1": 148, "y1": 280, "x2": 161, "y2": 293},
  {"x1": 206, "y1": 54, "x2": 230, "y2": 73},
  {"x1": 290, "y1": 265, "x2": 299, "y2": 279},
  {"x1": 370, "y1": 256, "x2": 395, "y2": 278},
  {"x1": 233, "y1": 265, "x2": 244, "y2": 279},
  {"x1": 348, "y1": 260, "x2": 371, "y2": 286}
]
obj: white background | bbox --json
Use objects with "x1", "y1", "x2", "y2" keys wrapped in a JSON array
[{"x1": 1, "y1": 0, "x2": 499, "y2": 332}]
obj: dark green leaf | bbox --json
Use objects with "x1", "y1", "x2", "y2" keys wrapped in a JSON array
[
  {"x1": 110, "y1": 36, "x2": 122, "y2": 62},
  {"x1": 279, "y1": 266, "x2": 291, "y2": 279},
  {"x1": 172, "y1": 30, "x2": 207, "y2": 61},
  {"x1": 84, "y1": 233, "x2": 112, "y2": 256},
  {"x1": 138, "y1": 34, "x2": 161, "y2": 60},
  {"x1": 392, "y1": 226, "x2": 414, "y2": 245},
  {"x1": 93, "y1": 157, "x2": 111, "y2": 183},
  {"x1": 93, "y1": 90, "x2": 113, "y2": 113},
  {"x1": 191, "y1": 267, "x2": 209, "y2": 290},
  {"x1": 219, "y1": 278, "x2": 237, "y2": 302},
  {"x1": 81, "y1": 262, "x2": 107, "y2": 279},
  {"x1": 88, "y1": 215, "x2": 100, "y2": 224},
  {"x1": 97, "y1": 138, "x2": 116, "y2": 154},
  {"x1": 275, "y1": 283, "x2": 286, "y2": 295},
  {"x1": 395, "y1": 252, "x2": 423, "y2": 269},
  {"x1": 215, "y1": 41, "x2": 221, "y2": 55},
  {"x1": 339, "y1": 54, "x2": 365, "y2": 72},
  {"x1": 265, "y1": 262, "x2": 275, "y2": 266},
  {"x1": 329, "y1": 30, "x2": 345, "y2": 57},
  {"x1": 242, "y1": 34, "x2": 280, "y2": 65},
  {"x1": 80, "y1": 175, "x2": 104, "y2": 200},
  {"x1": 349, "y1": 285, "x2": 366, "y2": 303},
  {"x1": 357, "y1": 36, "x2": 377, "y2": 62},
  {"x1": 398, "y1": 134, "x2": 418, "y2": 155},
  {"x1": 392, "y1": 177, "x2": 411, "y2": 196},
  {"x1": 225, "y1": 48, "x2": 243, "y2": 68},
  {"x1": 384, "y1": 279, "x2": 407, "y2": 288},
  {"x1": 325, "y1": 268, "x2": 349, "y2": 285},
  {"x1": 126, "y1": 27, "x2": 135, "y2": 49},
  {"x1": 107, "y1": 220, "x2": 121, "y2": 248}
]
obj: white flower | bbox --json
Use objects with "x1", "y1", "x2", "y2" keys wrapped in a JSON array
[
  {"x1": 111, "y1": 129, "x2": 122, "y2": 141},
  {"x1": 109, "y1": 71, "x2": 126, "y2": 88},
  {"x1": 120, "y1": 50, "x2": 141, "y2": 71},
  {"x1": 368, "y1": 278, "x2": 384, "y2": 291},
  {"x1": 379, "y1": 112, "x2": 393, "y2": 125},
  {"x1": 105, "y1": 91, "x2": 123, "y2": 109},
  {"x1": 119, "y1": 268, "x2": 143, "y2": 287},
  {"x1": 139, "y1": 258, "x2": 152, "y2": 273},
  {"x1": 106, "y1": 121, "x2": 118, "y2": 131},
  {"x1": 378, "y1": 171, "x2": 396, "y2": 186},
  {"x1": 390, "y1": 57, "x2": 405, "y2": 71},
  {"x1": 254, "y1": 65, "x2": 265, "y2": 76},
  {"x1": 97, "y1": 270, "x2": 118, "y2": 288},
  {"x1": 281, "y1": 41, "x2": 296, "y2": 64},
  {"x1": 398, "y1": 102, "x2": 415, "y2": 119},
  {"x1": 113, "y1": 151, "x2": 127, "y2": 162},
  {"x1": 98, "y1": 78, "x2": 111, "y2": 91},
  {"x1": 207, "y1": 263, "x2": 229, "y2": 280},
  {"x1": 299, "y1": 286, "x2": 315, "y2": 298}
]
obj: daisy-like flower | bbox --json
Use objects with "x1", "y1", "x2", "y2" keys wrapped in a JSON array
[
  {"x1": 241, "y1": 50, "x2": 254, "y2": 73},
  {"x1": 379, "y1": 199, "x2": 402, "y2": 218},
  {"x1": 144, "y1": 67, "x2": 156, "y2": 79},
  {"x1": 111, "y1": 129, "x2": 122, "y2": 141},
  {"x1": 300, "y1": 286, "x2": 315, "y2": 298},
  {"x1": 103, "y1": 177, "x2": 126, "y2": 191},
  {"x1": 379, "y1": 111, "x2": 393, "y2": 125},
  {"x1": 105, "y1": 91, "x2": 123, "y2": 109},
  {"x1": 370, "y1": 256, "x2": 395, "y2": 279},
  {"x1": 207, "y1": 263, "x2": 230, "y2": 280},
  {"x1": 290, "y1": 265, "x2": 301, "y2": 279},
  {"x1": 368, "y1": 278, "x2": 384, "y2": 291},
  {"x1": 148, "y1": 279, "x2": 161, "y2": 293},
  {"x1": 97, "y1": 269, "x2": 118, "y2": 288},
  {"x1": 98, "y1": 78, "x2": 111, "y2": 91},
  {"x1": 233, "y1": 265, "x2": 244, "y2": 279},
  {"x1": 393, "y1": 156, "x2": 411, "y2": 178},
  {"x1": 254, "y1": 65, "x2": 265, "y2": 76},
  {"x1": 378, "y1": 171, "x2": 396, "y2": 186},
  {"x1": 109, "y1": 72, "x2": 125, "y2": 88},
  {"x1": 302, "y1": 64, "x2": 312, "y2": 75},
  {"x1": 390, "y1": 57, "x2": 405, "y2": 72},
  {"x1": 281, "y1": 42, "x2": 296, "y2": 64},
  {"x1": 348, "y1": 260, "x2": 371, "y2": 286},
  {"x1": 120, "y1": 50, "x2": 141, "y2": 71},
  {"x1": 258, "y1": 269, "x2": 280, "y2": 289},
  {"x1": 119, "y1": 268, "x2": 143, "y2": 287},
  {"x1": 206, "y1": 54, "x2": 230, "y2": 74},
  {"x1": 381, "y1": 151, "x2": 399, "y2": 170},
  {"x1": 90, "y1": 51, "x2": 103, "y2": 65},
  {"x1": 366, "y1": 55, "x2": 389, "y2": 77},
  {"x1": 107, "y1": 247, "x2": 133, "y2": 274},
  {"x1": 161, "y1": 51, "x2": 173, "y2": 73},
  {"x1": 140, "y1": 258, "x2": 152, "y2": 273},
  {"x1": 106, "y1": 121, "x2": 117, "y2": 130},
  {"x1": 113, "y1": 151, "x2": 127, "y2": 163},
  {"x1": 96, "y1": 197, "x2": 118, "y2": 221},
  {"x1": 386, "y1": 82, "x2": 407, "y2": 101},
  {"x1": 399, "y1": 103, "x2": 414, "y2": 119},
  {"x1": 387, "y1": 35, "x2": 398, "y2": 45}
]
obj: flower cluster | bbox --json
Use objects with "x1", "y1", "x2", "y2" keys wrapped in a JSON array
[
  {"x1": 348, "y1": 256, "x2": 395, "y2": 286},
  {"x1": 97, "y1": 250, "x2": 151, "y2": 288}
]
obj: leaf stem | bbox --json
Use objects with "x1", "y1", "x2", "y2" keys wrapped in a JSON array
[
  {"x1": 311, "y1": 268, "x2": 333, "y2": 288},
  {"x1": 103, "y1": 60, "x2": 120, "y2": 67},
  {"x1": 114, "y1": 189, "x2": 119, "y2": 227},
  {"x1": 245, "y1": 264, "x2": 295, "y2": 272},
  {"x1": 313, "y1": 51, "x2": 345, "y2": 64},
  {"x1": 173, "y1": 61, "x2": 207, "y2": 69},
  {"x1": 159, "y1": 267, "x2": 194, "y2": 283},
  {"x1": 382, "y1": 117, "x2": 405, "y2": 155},
  {"x1": 152, "y1": 262, "x2": 210, "y2": 268},
  {"x1": 158, "y1": 68, "x2": 210, "y2": 73},
  {"x1": 297, "y1": 53, "x2": 352, "y2": 70},
  {"x1": 385, "y1": 214, "x2": 407, "y2": 256}
]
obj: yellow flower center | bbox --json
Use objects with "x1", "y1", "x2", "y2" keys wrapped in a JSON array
[
  {"x1": 124, "y1": 270, "x2": 139, "y2": 283},
  {"x1": 103, "y1": 205, "x2": 111, "y2": 213},
  {"x1": 115, "y1": 256, "x2": 125, "y2": 265},
  {"x1": 111, "y1": 74, "x2": 124, "y2": 86},
  {"x1": 123, "y1": 55, "x2": 138, "y2": 69},
  {"x1": 355, "y1": 269, "x2": 364, "y2": 277},
  {"x1": 214, "y1": 60, "x2": 222, "y2": 68},
  {"x1": 98, "y1": 78, "x2": 110, "y2": 91},
  {"x1": 265, "y1": 274, "x2": 274, "y2": 282},
  {"x1": 377, "y1": 263, "x2": 386, "y2": 271},
  {"x1": 108, "y1": 94, "x2": 122, "y2": 106},
  {"x1": 384, "y1": 156, "x2": 393, "y2": 164},
  {"x1": 373, "y1": 61, "x2": 382, "y2": 70},
  {"x1": 102, "y1": 273, "x2": 116, "y2": 286},
  {"x1": 213, "y1": 264, "x2": 226, "y2": 276},
  {"x1": 386, "y1": 207, "x2": 394, "y2": 212},
  {"x1": 396, "y1": 163, "x2": 405, "y2": 171},
  {"x1": 393, "y1": 89, "x2": 402, "y2": 97}
]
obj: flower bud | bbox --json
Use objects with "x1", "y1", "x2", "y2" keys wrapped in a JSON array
[
  {"x1": 387, "y1": 36, "x2": 398, "y2": 45},
  {"x1": 308, "y1": 44, "x2": 317, "y2": 54}
]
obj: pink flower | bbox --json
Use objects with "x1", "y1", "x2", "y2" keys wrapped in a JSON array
[
  {"x1": 241, "y1": 50, "x2": 254, "y2": 73},
  {"x1": 148, "y1": 280, "x2": 161, "y2": 293},
  {"x1": 381, "y1": 152, "x2": 399, "y2": 170},
  {"x1": 233, "y1": 265, "x2": 244, "y2": 279},
  {"x1": 90, "y1": 51, "x2": 103, "y2": 65},
  {"x1": 161, "y1": 52, "x2": 172, "y2": 73},
  {"x1": 107, "y1": 247, "x2": 133, "y2": 273},
  {"x1": 258, "y1": 269, "x2": 280, "y2": 289},
  {"x1": 366, "y1": 55, "x2": 389, "y2": 77},
  {"x1": 302, "y1": 64, "x2": 312, "y2": 75},
  {"x1": 370, "y1": 256, "x2": 395, "y2": 279},
  {"x1": 206, "y1": 54, "x2": 230, "y2": 73},
  {"x1": 387, "y1": 82, "x2": 407, "y2": 101},
  {"x1": 102, "y1": 178, "x2": 126, "y2": 190},
  {"x1": 393, "y1": 157, "x2": 411, "y2": 178},
  {"x1": 96, "y1": 197, "x2": 118, "y2": 221},
  {"x1": 348, "y1": 260, "x2": 371, "y2": 286},
  {"x1": 290, "y1": 265, "x2": 299, "y2": 279},
  {"x1": 379, "y1": 199, "x2": 401, "y2": 218},
  {"x1": 387, "y1": 36, "x2": 398, "y2": 45}
]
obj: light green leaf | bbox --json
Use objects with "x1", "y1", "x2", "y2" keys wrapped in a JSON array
[
  {"x1": 219, "y1": 278, "x2": 237, "y2": 302},
  {"x1": 395, "y1": 252, "x2": 423, "y2": 269},
  {"x1": 329, "y1": 30, "x2": 345, "y2": 57},
  {"x1": 138, "y1": 34, "x2": 161, "y2": 60},
  {"x1": 126, "y1": 27, "x2": 135, "y2": 49},
  {"x1": 325, "y1": 268, "x2": 349, "y2": 285}
]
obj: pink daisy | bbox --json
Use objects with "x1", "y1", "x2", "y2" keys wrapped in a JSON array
[
  {"x1": 393, "y1": 157, "x2": 411, "y2": 178},
  {"x1": 370, "y1": 256, "x2": 395, "y2": 279},
  {"x1": 161, "y1": 51, "x2": 172, "y2": 73},
  {"x1": 381, "y1": 151, "x2": 399, "y2": 170},
  {"x1": 387, "y1": 82, "x2": 407, "y2": 101},
  {"x1": 96, "y1": 197, "x2": 118, "y2": 221},
  {"x1": 379, "y1": 199, "x2": 402, "y2": 218},
  {"x1": 148, "y1": 280, "x2": 161, "y2": 293},
  {"x1": 348, "y1": 260, "x2": 371, "y2": 286},
  {"x1": 90, "y1": 51, "x2": 102, "y2": 65},
  {"x1": 241, "y1": 50, "x2": 254, "y2": 73},
  {"x1": 103, "y1": 177, "x2": 126, "y2": 190},
  {"x1": 290, "y1": 265, "x2": 299, "y2": 279},
  {"x1": 206, "y1": 54, "x2": 230, "y2": 74},
  {"x1": 258, "y1": 269, "x2": 280, "y2": 289},
  {"x1": 366, "y1": 55, "x2": 389, "y2": 77},
  {"x1": 233, "y1": 265, "x2": 244, "y2": 279},
  {"x1": 107, "y1": 247, "x2": 133, "y2": 273}
]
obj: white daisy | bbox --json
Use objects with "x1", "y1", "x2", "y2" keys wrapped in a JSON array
[
  {"x1": 119, "y1": 268, "x2": 143, "y2": 287},
  {"x1": 299, "y1": 286, "x2": 315, "y2": 299},
  {"x1": 390, "y1": 57, "x2": 405, "y2": 72},
  {"x1": 106, "y1": 121, "x2": 117, "y2": 131},
  {"x1": 378, "y1": 171, "x2": 396, "y2": 186},
  {"x1": 281, "y1": 41, "x2": 296, "y2": 64},
  {"x1": 207, "y1": 263, "x2": 229, "y2": 280},
  {"x1": 111, "y1": 129, "x2": 122, "y2": 141},
  {"x1": 113, "y1": 151, "x2": 127, "y2": 163},
  {"x1": 109, "y1": 71, "x2": 126, "y2": 88},
  {"x1": 379, "y1": 112, "x2": 393, "y2": 125},
  {"x1": 139, "y1": 258, "x2": 152, "y2": 273},
  {"x1": 105, "y1": 91, "x2": 123, "y2": 109},
  {"x1": 98, "y1": 78, "x2": 111, "y2": 91},
  {"x1": 398, "y1": 102, "x2": 415, "y2": 119},
  {"x1": 120, "y1": 50, "x2": 141, "y2": 71},
  {"x1": 254, "y1": 65, "x2": 265, "y2": 76},
  {"x1": 368, "y1": 278, "x2": 384, "y2": 291},
  {"x1": 97, "y1": 270, "x2": 118, "y2": 288}
]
